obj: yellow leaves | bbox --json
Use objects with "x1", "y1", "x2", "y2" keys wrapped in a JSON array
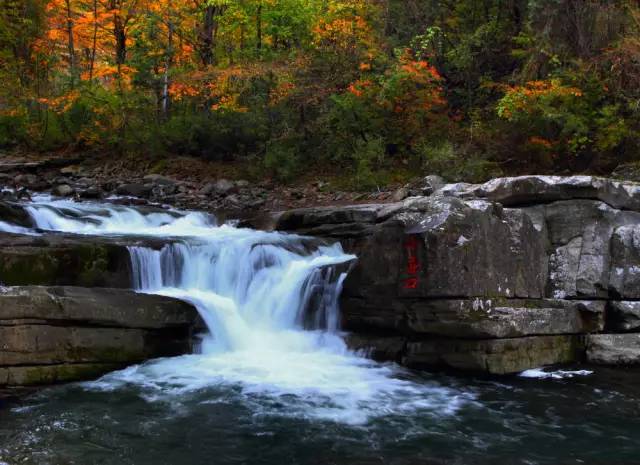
[
  {"x1": 497, "y1": 79, "x2": 583, "y2": 121},
  {"x1": 269, "y1": 81, "x2": 295, "y2": 106},
  {"x1": 312, "y1": 15, "x2": 371, "y2": 52},
  {"x1": 37, "y1": 90, "x2": 80, "y2": 114}
]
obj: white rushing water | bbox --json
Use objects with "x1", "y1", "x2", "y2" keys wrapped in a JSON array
[{"x1": 1, "y1": 197, "x2": 476, "y2": 424}]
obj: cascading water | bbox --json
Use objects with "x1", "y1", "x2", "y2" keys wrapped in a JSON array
[{"x1": 0, "y1": 196, "x2": 472, "y2": 424}]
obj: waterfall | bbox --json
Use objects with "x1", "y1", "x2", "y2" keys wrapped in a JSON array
[
  {"x1": 127, "y1": 239, "x2": 353, "y2": 353},
  {"x1": 0, "y1": 196, "x2": 472, "y2": 425}
]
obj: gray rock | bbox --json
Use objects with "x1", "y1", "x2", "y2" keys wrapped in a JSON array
[
  {"x1": 199, "y1": 182, "x2": 216, "y2": 195},
  {"x1": 451, "y1": 175, "x2": 640, "y2": 211},
  {"x1": 116, "y1": 183, "x2": 152, "y2": 198},
  {"x1": 609, "y1": 225, "x2": 640, "y2": 298},
  {"x1": 213, "y1": 179, "x2": 236, "y2": 195},
  {"x1": 0, "y1": 286, "x2": 201, "y2": 386},
  {"x1": 343, "y1": 298, "x2": 604, "y2": 339},
  {"x1": 143, "y1": 174, "x2": 176, "y2": 185},
  {"x1": 607, "y1": 301, "x2": 640, "y2": 332},
  {"x1": 392, "y1": 187, "x2": 410, "y2": 202},
  {"x1": 0, "y1": 202, "x2": 32, "y2": 228},
  {"x1": 586, "y1": 334, "x2": 640, "y2": 365},
  {"x1": 420, "y1": 175, "x2": 445, "y2": 195},
  {"x1": 14, "y1": 174, "x2": 39, "y2": 187},
  {"x1": 52, "y1": 184, "x2": 75, "y2": 197},
  {"x1": 78, "y1": 185, "x2": 102, "y2": 199},
  {"x1": 404, "y1": 335, "x2": 582, "y2": 375}
]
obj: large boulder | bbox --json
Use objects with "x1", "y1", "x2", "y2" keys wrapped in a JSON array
[{"x1": 0, "y1": 286, "x2": 201, "y2": 386}]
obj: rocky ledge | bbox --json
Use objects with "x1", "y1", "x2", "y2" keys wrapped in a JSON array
[
  {"x1": 0, "y1": 286, "x2": 201, "y2": 386},
  {"x1": 276, "y1": 175, "x2": 640, "y2": 374}
]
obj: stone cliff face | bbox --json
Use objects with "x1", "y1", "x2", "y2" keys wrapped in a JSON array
[{"x1": 276, "y1": 176, "x2": 640, "y2": 374}]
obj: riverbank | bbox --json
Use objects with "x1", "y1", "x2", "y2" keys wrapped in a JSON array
[{"x1": 0, "y1": 151, "x2": 423, "y2": 215}]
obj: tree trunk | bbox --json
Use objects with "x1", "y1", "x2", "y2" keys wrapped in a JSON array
[
  {"x1": 256, "y1": 2, "x2": 262, "y2": 51},
  {"x1": 161, "y1": 0, "x2": 174, "y2": 117},
  {"x1": 65, "y1": 0, "x2": 76, "y2": 85}
]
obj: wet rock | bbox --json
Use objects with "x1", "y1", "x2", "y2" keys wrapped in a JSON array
[
  {"x1": 421, "y1": 175, "x2": 445, "y2": 195},
  {"x1": 0, "y1": 202, "x2": 32, "y2": 228},
  {"x1": 392, "y1": 187, "x2": 410, "y2": 202},
  {"x1": 78, "y1": 185, "x2": 102, "y2": 199},
  {"x1": 345, "y1": 334, "x2": 406, "y2": 362},
  {"x1": 52, "y1": 184, "x2": 75, "y2": 197},
  {"x1": 586, "y1": 334, "x2": 640, "y2": 365},
  {"x1": 143, "y1": 174, "x2": 176, "y2": 186},
  {"x1": 213, "y1": 179, "x2": 236, "y2": 195},
  {"x1": 116, "y1": 183, "x2": 152, "y2": 198}
]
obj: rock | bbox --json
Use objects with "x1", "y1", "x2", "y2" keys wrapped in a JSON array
[
  {"x1": 78, "y1": 185, "x2": 102, "y2": 199},
  {"x1": 448, "y1": 175, "x2": 640, "y2": 210},
  {"x1": 236, "y1": 180, "x2": 250, "y2": 188},
  {"x1": 0, "y1": 363, "x2": 124, "y2": 386},
  {"x1": 0, "y1": 286, "x2": 198, "y2": 329},
  {"x1": 586, "y1": 334, "x2": 640, "y2": 365},
  {"x1": 544, "y1": 200, "x2": 640, "y2": 298},
  {"x1": 0, "y1": 232, "x2": 137, "y2": 288},
  {"x1": 607, "y1": 302, "x2": 640, "y2": 332},
  {"x1": 0, "y1": 286, "x2": 201, "y2": 386},
  {"x1": 52, "y1": 184, "x2": 75, "y2": 197},
  {"x1": 199, "y1": 183, "x2": 215, "y2": 195},
  {"x1": 345, "y1": 334, "x2": 406, "y2": 362},
  {"x1": 342, "y1": 298, "x2": 604, "y2": 339},
  {"x1": 608, "y1": 225, "x2": 640, "y2": 298},
  {"x1": 14, "y1": 174, "x2": 39, "y2": 187},
  {"x1": 392, "y1": 187, "x2": 410, "y2": 202},
  {"x1": 116, "y1": 183, "x2": 152, "y2": 198},
  {"x1": 143, "y1": 174, "x2": 177, "y2": 185},
  {"x1": 421, "y1": 175, "x2": 445, "y2": 195},
  {"x1": 0, "y1": 202, "x2": 32, "y2": 228},
  {"x1": 404, "y1": 335, "x2": 582, "y2": 375},
  {"x1": 213, "y1": 179, "x2": 236, "y2": 195},
  {"x1": 224, "y1": 194, "x2": 241, "y2": 207},
  {"x1": 612, "y1": 162, "x2": 640, "y2": 183}
]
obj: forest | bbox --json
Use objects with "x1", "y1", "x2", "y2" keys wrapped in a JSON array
[{"x1": 1, "y1": 0, "x2": 639, "y2": 186}]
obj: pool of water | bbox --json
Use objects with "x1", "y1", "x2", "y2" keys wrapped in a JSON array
[{"x1": 1, "y1": 364, "x2": 639, "y2": 465}]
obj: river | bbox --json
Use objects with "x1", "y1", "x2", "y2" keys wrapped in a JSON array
[{"x1": 1, "y1": 197, "x2": 639, "y2": 465}]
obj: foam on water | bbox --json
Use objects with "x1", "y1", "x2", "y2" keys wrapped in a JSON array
[
  {"x1": 2, "y1": 197, "x2": 477, "y2": 424},
  {"x1": 519, "y1": 368, "x2": 594, "y2": 379}
]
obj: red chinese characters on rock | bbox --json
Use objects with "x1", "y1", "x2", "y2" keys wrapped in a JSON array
[{"x1": 403, "y1": 235, "x2": 420, "y2": 290}]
